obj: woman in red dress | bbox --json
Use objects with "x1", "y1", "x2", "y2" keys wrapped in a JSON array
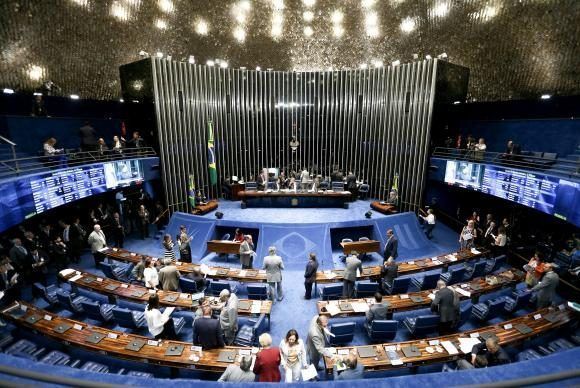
[{"x1": 253, "y1": 333, "x2": 281, "y2": 382}]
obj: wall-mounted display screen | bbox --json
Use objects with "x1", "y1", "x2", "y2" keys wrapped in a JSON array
[{"x1": 443, "y1": 160, "x2": 580, "y2": 227}]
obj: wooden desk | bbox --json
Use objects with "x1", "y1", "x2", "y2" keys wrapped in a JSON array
[
  {"x1": 207, "y1": 240, "x2": 242, "y2": 255},
  {"x1": 1, "y1": 301, "x2": 252, "y2": 373},
  {"x1": 317, "y1": 268, "x2": 525, "y2": 316},
  {"x1": 192, "y1": 200, "x2": 218, "y2": 215},
  {"x1": 341, "y1": 240, "x2": 381, "y2": 255},
  {"x1": 316, "y1": 248, "x2": 487, "y2": 285},
  {"x1": 238, "y1": 190, "x2": 351, "y2": 208},
  {"x1": 370, "y1": 201, "x2": 396, "y2": 214},
  {"x1": 58, "y1": 269, "x2": 272, "y2": 319},
  {"x1": 231, "y1": 183, "x2": 245, "y2": 201},
  {"x1": 322, "y1": 306, "x2": 573, "y2": 374},
  {"x1": 103, "y1": 248, "x2": 267, "y2": 283}
]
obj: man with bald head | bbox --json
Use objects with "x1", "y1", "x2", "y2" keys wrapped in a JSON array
[
  {"x1": 306, "y1": 314, "x2": 334, "y2": 370},
  {"x1": 457, "y1": 337, "x2": 510, "y2": 369},
  {"x1": 431, "y1": 280, "x2": 456, "y2": 335},
  {"x1": 87, "y1": 224, "x2": 107, "y2": 266},
  {"x1": 333, "y1": 350, "x2": 364, "y2": 380}
]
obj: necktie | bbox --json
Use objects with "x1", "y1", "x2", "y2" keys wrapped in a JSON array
[
  {"x1": 19, "y1": 246, "x2": 27, "y2": 256},
  {"x1": 64, "y1": 227, "x2": 69, "y2": 242}
]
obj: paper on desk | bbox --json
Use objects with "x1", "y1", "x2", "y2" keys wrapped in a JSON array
[
  {"x1": 441, "y1": 341, "x2": 459, "y2": 355},
  {"x1": 98, "y1": 247, "x2": 109, "y2": 252},
  {"x1": 454, "y1": 287, "x2": 471, "y2": 298},
  {"x1": 458, "y1": 337, "x2": 481, "y2": 354},
  {"x1": 471, "y1": 248, "x2": 481, "y2": 255},
  {"x1": 351, "y1": 302, "x2": 370, "y2": 313},
  {"x1": 258, "y1": 270, "x2": 266, "y2": 275},
  {"x1": 69, "y1": 274, "x2": 83, "y2": 282},
  {"x1": 199, "y1": 264, "x2": 210, "y2": 274},
  {"x1": 356, "y1": 269, "x2": 361, "y2": 278},
  {"x1": 251, "y1": 302, "x2": 261, "y2": 314},
  {"x1": 301, "y1": 364, "x2": 318, "y2": 381},
  {"x1": 325, "y1": 304, "x2": 341, "y2": 317},
  {"x1": 337, "y1": 349, "x2": 350, "y2": 355},
  {"x1": 427, "y1": 293, "x2": 436, "y2": 300},
  {"x1": 162, "y1": 307, "x2": 175, "y2": 318},
  {"x1": 238, "y1": 270, "x2": 247, "y2": 277},
  {"x1": 399, "y1": 294, "x2": 409, "y2": 299},
  {"x1": 59, "y1": 269, "x2": 76, "y2": 277}
]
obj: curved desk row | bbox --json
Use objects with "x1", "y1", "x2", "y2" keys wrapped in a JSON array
[
  {"x1": 315, "y1": 248, "x2": 488, "y2": 284},
  {"x1": 58, "y1": 269, "x2": 272, "y2": 319},
  {"x1": 103, "y1": 248, "x2": 267, "y2": 283},
  {"x1": 1, "y1": 302, "x2": 571, "y2": 375},
  {"x1": 317, "y1": 268, "x2": 525, "y2": 317},
  {"x1": 238, "y1": 190, "x2": 352, "y2": 208}
]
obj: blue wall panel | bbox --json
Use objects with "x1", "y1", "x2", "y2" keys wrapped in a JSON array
[{"x1": 164, "y1": 212, "x2": 216, "y2": 259}]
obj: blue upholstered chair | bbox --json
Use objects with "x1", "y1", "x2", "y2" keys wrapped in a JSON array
[
  {"x1": 485, "y1": 255, "x2": 506, "y2": 274},
  {"x1": 366, "y1": 320, "x2": 398, "y2": 343},
  {"x1": 440, "y1": 267, "x2": 467, "y2": 285},
  {"x1": 33, "y1": 283, "x2": 58, "y2": 305},
  {"x1": 179, "y1": 277, "x2": 198, "y2": 294},
  {"x1": 465, "y1": 261, "x2": 487, "y2": 280},
  {"x1": 208, "y1": 280, "x2": 236, "y2": 296},
  {"x1": 332, "y1": 182, "x2": 344, "y2": 192},
  {"x1": 318, "y1": 284, "x2": 343, "y2": 300},
  {"x1": 403, "y1": 314, "x2": 440, "y2": 337},
  {"x1": 384, "y1": 277, "x2": 411, "y2": 295},
  {"x1": 472, "y1": 297, "x2": 507, "y2": 321},
  {"x1": 80, "y1": 361, "x2": 110, "y2": 373},
  {"x1": 245, "y1": 182, "x2": 258, "y2": 192},
  {"x1": 221, "y1": 233, "x2": 231, "y2": 241},
  {"x1": 329, "y1": 322, "x2": 356, "y2": 345},
  {"x1": 547, "y1": 339, "x2": 576, "y2": 353},
  {"x1": 5, "y1": 339, "x2": 45, "y2": 360},
  {"x1": 339, "y1": 238, "x2": 353, "y2": 262},
  {"x1": 234, "y1": 314, "x2": 268, "y2": 347},
  {"x1": 517, "y1": 349, "x2": 543, "y2": 361},
  {"x1": 358, "y1": 184, "x2": 370, "y2": 199},
  {"x1": 410, "y1": 272, "x2": 440, "y2": 291},
  {"x1": 247, "y1": 284, "x2": 269, "y2": 300},
  {"x1": 504, "y1": 289, "x2": 532, "y2": 313},
  {"x1": 56, "y1": 289, "x2": 88, "y2": 314},
  {"x1": 99, "y1": 262, "x2": 129, "y2": 282},
  {"x1": 355, "y1": 281, "x2": 379, "y2": 297},
  {"x1": 80, "y1": 300, "x2": 115, "y2": 322},
  {"x1": 111, "y1": 307, "x2": 147, "y2": 330},
  {"x1": 39, "y1": 350, "x2": 71, "y2": 366},
  {"x1": 171, "y1": 315, "x2": 186, "y2": 336}
]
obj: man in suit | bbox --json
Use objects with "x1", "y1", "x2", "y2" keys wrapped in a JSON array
[
  {"x1": 300, "y1": 168, "x2": 310, "y2": 192},
  {"x1": 365, "y1": 292, "x2": 389, "y2": 327},
  {"x1": 239, "y1": 235, "x2": 254, "y2": 269},
  {"x1": 333, "y1": 352, "x2": 364, "y2": 380},
  {"x1": 532, "y1": 263, "x2": 559, "y2": 308},
  {"x1": 193, "y1": 305, "x2": 225, "y2": 350},
  {"x1": 9, "y1": 239, "x2": 31, "y2": 281},
  {"x1": 306, "y1": 314, "x2": 334, "y2": 369},
  {"x1": 346, "y1": 171, "x2": 357, "y2": 200},
  {"x1": 383, "y1": 229, "x2": 398, "y2": 261},
  {"x1": 68, "y1": 217, "x2": 86, "y2": 263},
  {"x1": 263, "y1": 246, "x2": 285, "y2": 302},
  {"x1": 126, "y1": 131, "x2": 145, "y2": 149},
  {"x1": 431, "y1": 280, "x2": 456, "y2": 335},
  {"x1": 380, "y1": 257, "x2": 399, "y2": 293},
  {"x1": 87, "y1": 224, "x2": 107, "y2": 266},
  {"x1": 79, "y1": 121, "x2": 97, "y2": 152},
  {"x1": 219, "y1": 289, "x2": 239, "y2": 345},
  {"x1": 158, "y1": 258, "x2": 181, "y2": 291},
  {"x1": 457, "y1": 337, "x2": 510, "y2": 369},
  {"x1": 343, "y1": 251, "x2": 362, "y2": 298},
  {"x1": 304, "y1": 253, "x2": 319, "y2": 300}
]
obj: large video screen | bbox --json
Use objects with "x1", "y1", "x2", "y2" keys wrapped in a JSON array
[
  {"x1": 444, "y1": 161, "x2": 580, "y2": 227},
  {"x1": 104, "y1": 159, "x2": 144, "y2": 189},
  {"x1": 0, "y1": 178, "x2": 36, "y2": 231}
]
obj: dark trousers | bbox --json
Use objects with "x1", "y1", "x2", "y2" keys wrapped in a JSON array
[
  {"x1": 439, "y1": 320, "x2": 454, "y2": 335},
  {"x1": 343, "y1": 280, "x2": 355, "y2": 298},
  {"x1": 140, "y1": 223, "x2": 149, "y2": 239},
  {"x1": 424, "y1": 224, "x2": 435, "y2": 239},
  {"x1": 93, "y1": 251, "x2": 105, "y2": 266},
  {"x1": 304, "y1": 281, "x2": 314, "y2": 299},
  {"x1": 155, "y1": 318, "x2": 177, "y2": 340},
  {"x1": 114, "y1": 235, "x2": 124, "y2": 248}
]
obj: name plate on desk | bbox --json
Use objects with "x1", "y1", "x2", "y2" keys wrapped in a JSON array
[
  {"x1": 533, "y1": 314, "x2": 542, "y2": 320},
  {"x1": 43, "y1": 314, "x2": 52, "y2": 321},
  {"x1": 121, "y1": 284, "x2": 129, "y2": 288},
  {"x1": 107, "y1": 333, "x2": 118, "y2": 339},
  {"x1": 504, "y1": 324, "x2": 513, "y2": 330},
  {"x1": 147, "y1": 340, "x2": 159, "y2": 346},
  {"x1": 73, "y1": 324, "x2": 83, "y2": 331}
]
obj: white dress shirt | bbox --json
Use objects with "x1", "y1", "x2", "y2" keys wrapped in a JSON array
[
  {"x1": 144, "y1": 308, "x2": 168, "y2": 337},
  {"x1": 144, "y1": 267, "x2": 159, "y2": 288}
]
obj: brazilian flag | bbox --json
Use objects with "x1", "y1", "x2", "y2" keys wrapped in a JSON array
[
  {"x1": 188, "y1": 174, "x2": 196, "y2": 208},
  {"x1": 391, "y1": 172, "x2": 399, "y2": 192},
  {"x1": 207, "y1": 120, "x2": 217, "y2": 185}
]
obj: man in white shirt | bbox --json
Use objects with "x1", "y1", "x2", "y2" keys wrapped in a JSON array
[
  {"x1": 87, "y1": 224, "x2": 107, "y2": 265},
  {"x1": 420, "y1": 209, "x2": 436, "y2": 239}
]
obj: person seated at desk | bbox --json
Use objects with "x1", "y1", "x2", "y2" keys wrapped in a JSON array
[
  {"x1": 43, "y1": 137, "x2": 66, "y2": 167},
  {"x1": 386, "y1": 190, "x2": 398, "y2": 207},
  {"x1": 193, "y1": 305, "x2": 225, "y2": 350},
  {"x1": 96, "y1": 138, "x2": 108, "y2": 156},
  {"x1": 218, "y1": 356, "x2": 255, "y2": 382},
  {"x1": 233, "y1": 228, "x2": 244, "y2": 243},
  {"x1": 333, "y1": 351, "x2": 364, "y2": 380},
  {"x1": 365, "y1": 292, "x2": 389, "y2": 327},
  {"x1": 457, "y1": 337, "x2": 510, "y2": 369},
  {"x1": 189, "y1": 269, "x2": 208, "y2": 292},
  {"x1": 144, "y1": 294, "x2": 177, "y2": 340}
]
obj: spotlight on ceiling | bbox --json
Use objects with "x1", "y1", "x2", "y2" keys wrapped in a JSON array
[
  {"x1": 304, "y1": 26, "x2": 313, "y2": 37},
  {"x1": 425, "y1": 55, "x2": 432, "y2": 60},
  {"x1": 33, "y1": 92, "x2": 43, "y2": 96},
  {"x1": 119, "y1": 98, "x2": 124, "y2": 103},
  {"x1": 437, "y1": 52, "x2": 448, "y2": 59},
  {"x1": 412, "y1": 53, "x2": 419, "y2": 60},
  {"x1": 453, "y1": 101, "x2": 461, "y2": 105},
  {"x1": 541, "y1": 94, "x2": 551, "y2": 100},
  {"x1": 138, "y1": 50, "x2": 149, "y2": 57},
  {"x1": 207, "y1": 60, "x2": 215, "y2": 66},
  {"x1": 3, "y1": 88, "x2": 14, "y2": 94},
  {"x1": 392, "y1": 60, "x2": 401, "y2": 67},
  {"x1": 256, "y1": 66, "x2": 261, "y2": 71},
  {"x1": 360, "y1": 63, "x2": 368, "y2": 69},
  {"x1": 156, "y1": 52, "x2": 163, "y2": 58},
  {"x1": 188, "y1": 55, "x2": 195, "y2": 64},
  {"x1": 220, "y1": 62, "x2": 228, "y2": 68},
  {"x1": 70, "y1": 94, "x2": 80, "y2": 100}
]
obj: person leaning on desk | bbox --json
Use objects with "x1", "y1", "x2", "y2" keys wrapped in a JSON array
[{"x1": 333, "y1": 351, "x2": 364, "y2": 380}]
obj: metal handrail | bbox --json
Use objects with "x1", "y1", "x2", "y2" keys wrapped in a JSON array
[
  {"x1": 0, "y1": 134, "x2": 18, "y2": 171},
  {"x1": 432, "y1": 147, "x2": 580, "y2": 178},
  {"x1": 0, "y1": 147, "x2": 157, "y2": 179}
]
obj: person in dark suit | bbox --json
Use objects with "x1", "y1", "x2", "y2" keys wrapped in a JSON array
[
  {"x1": 346, "y1": 171, "x2": 357, "y2": 200},
  {"x1": 193, "y1": 305, "x2": 225, "y2": 350},
  {"x1": 79, "y1": 121, "x2": 97, "y2": 152},
  {"x1": 126, "y1": 131, "x2": 145, "y2": 149},
  {"x1": 383, "y1": 229, "x2": 398, "y2": 261},
  {"x1": 9, "y1": 239, "x2": 31, "y2": 281},
  {"x1": 68, "y1": 217, "x2": 86, "y2": 263},
  {"x1": 380, "y1": 257, "x2": 398, "y2": 293},
  {"x1": 304, "y1": 253, "x2": 319, "y2": 300},
  {"x1": 531, "y1": 263, "x2": 559, "y2": 308},
  {"x1": 0, "y1": 255, "x2": 21, "y2": 308},
  {"x1": 365, "y1": 293, "x2": 389, "y2": 327},
  {"x1": 343, "y1": 252, "x2": 362, "y2": 298},
  {"x1": 431, "y1": 280, "x2": 456, "y2": 334},
  {"x1": 111, "y1": 212, "x2": 125, "y2": 248},
  {"x1": 457, "y1": 337, "x2": 510, "y2": 369}
]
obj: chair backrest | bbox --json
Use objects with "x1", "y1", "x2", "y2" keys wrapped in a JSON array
[
  {"x1": 221, "y1": 233, "x2": 231, "y2": 241},
  {"x1": 418, "y1": 273, "x2": 440, "y2": 290},
  {"x1": 210, "y1": 280, "x2": 231, "y2": 296},
  {"x1": 359, "y1": 184, "x2": 369, "y2": 192},
  {"x1": 80, "y1": 300, "x2": 105, "y2": 321},
  {"x1": 112, "y1": 307, "x2": 139, "y2": 329},
  {"x1": 321, "y1": 284, "x2": 343, "y2": 300},
  {"x1": 332, "y1": 182, "x2": 344, "y2": 191},
  {"x1": 414, "y1": 315, "x2": 440, "y2": 335},
  {"x1": 247, "y1": 284, "x2": 268, "y2": 300},
  {"x1": 245, "y1": 182, "x2": 257, "y2": 192},
  {"x1": 369, "y1": 320, "x2": 398, "y2": 341},
  {"x1": 470, "y1": 261, "x2": 487, "y2": 278},
  {"x1": 56, "y1": 289, "x2": 72, "y2": 307},
  {"x1": 319, "y1": 181, "x2": 330, "y2": 190},
  {"x1": 458, "y1": 302, "x2": 473, "y2": 327},
  {"x1": 358, "y1": 237, "x2": 370, "y2": 241},
  {"x1": 486, "y1": 298, "x2": 507, "y2": 318},
  {"x1": 512, "y1": 291, "x2": 532, "y2": 311},
  {"x1": 267, "y1": 182, "x2": 277, "y2": 190},
  {"x1": 447, "y1": 267, "x2": 467, "y2": 285},
  {"x1": 489, "y1": 255, "x2": 506, "y2": 273},
  {"x1": 391, "y1": 277, "x2": 411, "y2": 294},
  {"x1": 342, "y1": 238, "x2": 353, "y2": 243},
  {"x1": 179, "y1": 277, "x2": 198, "y2": 294},
  {"x1": 330, "y1": 322, "x2": 355, "y2": 344},
  {"x1": 99, "y1": 262, "x2": 116, "y2": 279},
  {"x1": 355, "y1": 282, "x2": 378, "y2": 297}
]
